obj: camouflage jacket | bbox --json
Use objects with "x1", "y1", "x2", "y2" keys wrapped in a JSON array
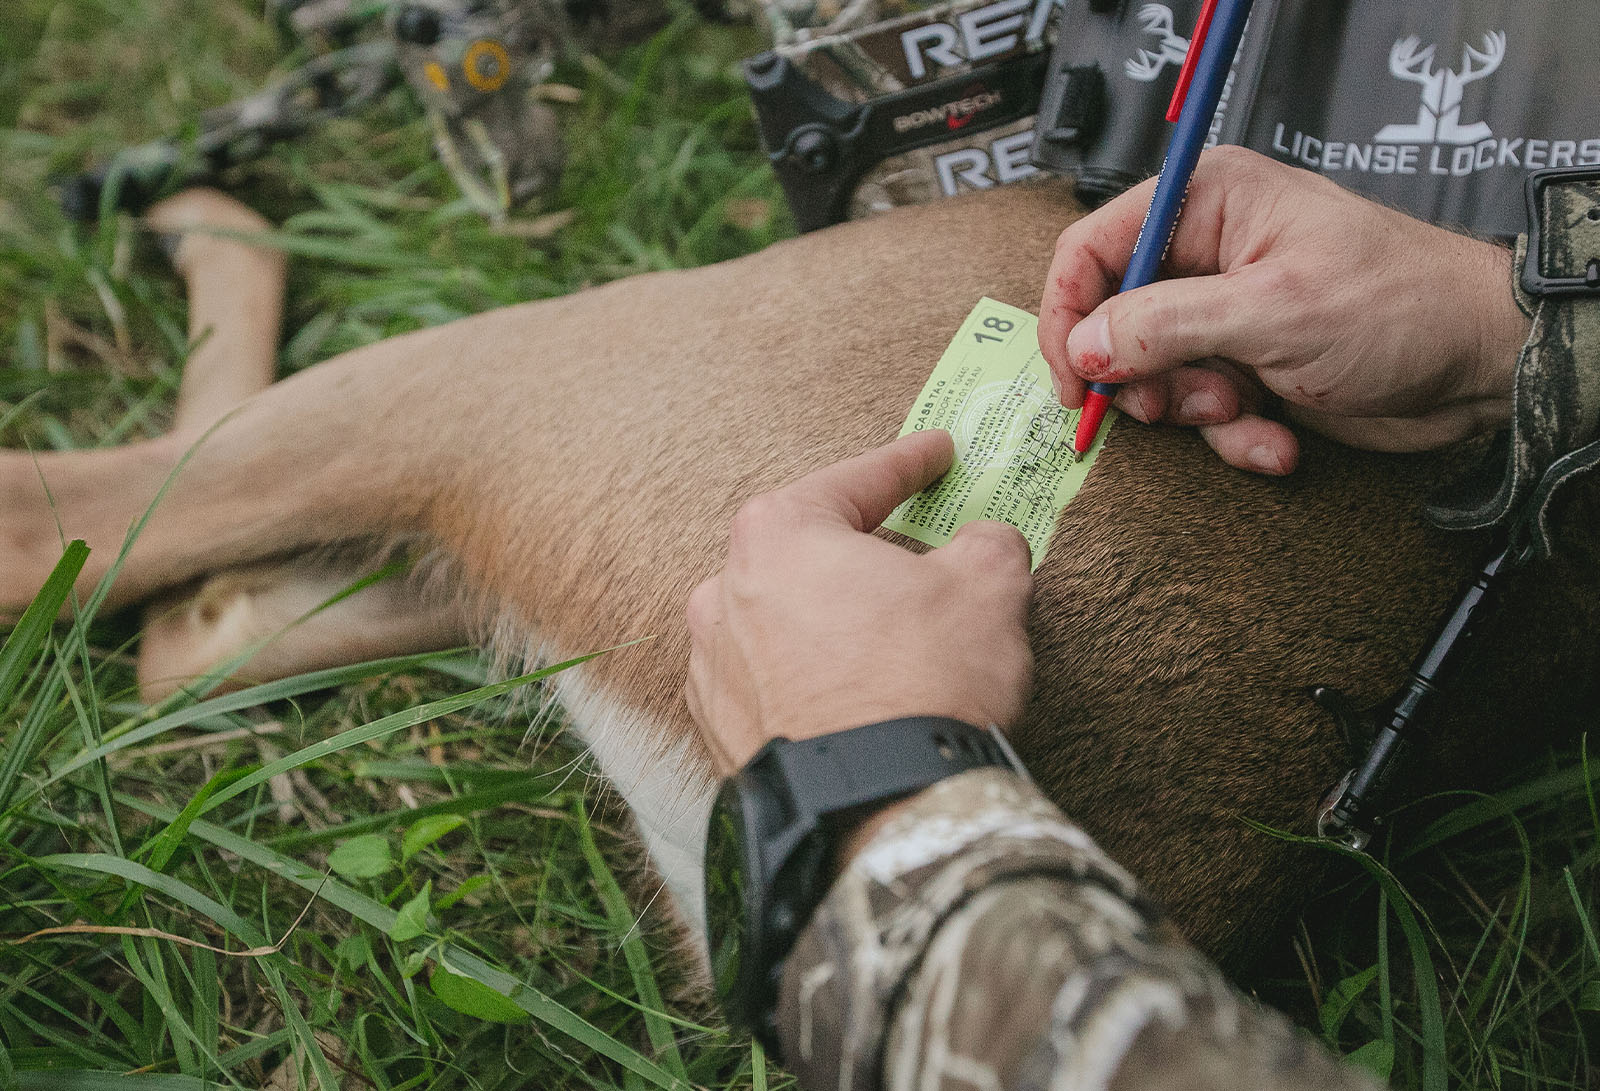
[
  {"x1": 775, "y1": 770, "x2": 1384, "y2": 1091},
  {"x1": 775, "y1": 178, "x2": 1600, "y2": 1091}
]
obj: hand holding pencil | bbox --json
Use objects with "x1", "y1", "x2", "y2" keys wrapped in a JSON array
[
  {"x1": 1039, "y1": 146, "x2": 1528, "y2": 473},
  {"x1": 1062, "y1": 0, "x2": 1254, "y2": 460}
]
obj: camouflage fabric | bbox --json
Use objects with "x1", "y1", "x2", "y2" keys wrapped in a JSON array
[
  {"x1": 1429, "y1": 175, "x2": 1600, "y2": 561},
  {"x1": 759, "y1": 0, "x2": 952, "y2": 52},
  {"x1": 777, "y1": 770, "x2": 1383, "y2": 1091}
]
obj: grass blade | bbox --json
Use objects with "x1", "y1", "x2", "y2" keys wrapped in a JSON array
[
  {"x1": 572, "y1": 799, "x2": 688, "y2": 1080},
  {"x1": 0, "y1": 541, "x2": 91, "y2": 815},
  {"x1": 31, "y1": 853, "x2": 272, "y2": 947},
  {"x1": 116, "y1": 794, "x2": 693, "y2": 1091},
  {"x1": 23, "y1": 649, "x2": 472, "y2": 802},
  {"x1": 193, "y1": 644, "x2": 638, "y2": 818},
  {"x1": 14, "y1": 1072, "x2": 218, "y2": 1090},
  {"x1": 0, "y1": 539, "x2": 87, "y2": 708}
]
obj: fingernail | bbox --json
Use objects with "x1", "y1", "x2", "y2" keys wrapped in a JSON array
[
  {"x1": 1178, "y1": 391, "x2": 1223, "y2": 422},
  {"x1": 1248, "y1": 444, "x2": 1286, "y2": 474},
  {"x1": 1048, "y1": 368, "x2": 1062, "y2": 401},
  {"x1": 1067, "y1": 313, "x2": 1112, "y2": 376}
]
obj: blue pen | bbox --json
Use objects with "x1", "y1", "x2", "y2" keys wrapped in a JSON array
[{"x1": 1071, "y1": 0, "x2": 1255, "y2": 458}]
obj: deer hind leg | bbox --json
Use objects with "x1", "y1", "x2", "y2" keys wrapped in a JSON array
[
  {"x1": 130, "y1": 191, "x2": 469, "y2": 700},
  {"x1": 137, "y1": 547, "x2": 471, "y2": 701},
  {"x1": 2, "y1": 189, "x2": 281, "y2": 618}
]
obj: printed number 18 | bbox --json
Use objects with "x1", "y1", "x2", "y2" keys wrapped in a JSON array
[{"x1": 974, "y1": 315, "x2": 1015, "y2": 344}]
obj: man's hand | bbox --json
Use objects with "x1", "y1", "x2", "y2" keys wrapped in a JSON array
[
  {"x1": 1039, "y1": 147, "x2": 1531, "y2": 474},
  {"x1": 684, "y1": 431, "x2": 1035, "y2": 777}
]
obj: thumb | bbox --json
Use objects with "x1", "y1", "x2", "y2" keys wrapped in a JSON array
[
  {"x1": 1065, "y1": 266, "x2": 1288, "y2": 386},
  {"x1": 940, "y1": 520, "x2": 1033, "y2": 588},
  {"x1": 939, "y1": 521, "x2": 1034, "y2": 625},
  {"x1": 782, "y1": 429, "x2": 955, "y2": 532}
]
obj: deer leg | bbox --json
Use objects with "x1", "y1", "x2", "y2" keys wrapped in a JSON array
[
  {"x1": 130, "y1": 191, "x2": 469, "y2": 699},
  {"x1": 1, "y1": 190, "x2": 285, "y2": 615},
  {"x1": 136, "y1": 189, "x2": 283, "y2": 690},
  {"x1": 137, "y1": 550, "x2": 469, "y2": 701},
  {"x1": 0, "y1": 285, "x2": 497, "y2": 620},
  {"x1": 143, "y1": 188, "x2": 285, "y2": 437},
  {"x1": 0, "y1": 193, "x2": 455, "y2": 654}
]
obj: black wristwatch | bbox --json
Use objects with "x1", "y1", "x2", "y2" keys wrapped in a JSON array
[{"x1": 703, "y1": 715, "x2": 1028, "y2": 1053}]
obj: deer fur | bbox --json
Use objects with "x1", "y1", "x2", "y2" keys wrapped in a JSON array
[{"x1": 3, "y1": 176, "x2": 1596, "y2": 973}]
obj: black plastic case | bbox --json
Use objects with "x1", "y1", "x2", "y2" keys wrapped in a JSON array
[{"x1": 1034, "y1": 0, "x2": 1600, "y2": 238}]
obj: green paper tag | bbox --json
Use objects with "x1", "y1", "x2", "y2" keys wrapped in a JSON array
[{"x1": 883, "y1": 298, "x2": 1115, "y2": 570}]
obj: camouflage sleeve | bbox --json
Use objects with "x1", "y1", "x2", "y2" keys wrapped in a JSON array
[
  {"x1": 776, "y1": 769, "x2": 1383, "y2": 1091},
  {"x1": 1428, "y1": 173, "x2": 1600, "y2": 561}
]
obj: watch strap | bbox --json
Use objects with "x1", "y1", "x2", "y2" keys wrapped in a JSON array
[
  {"x1": 714, "y1": 717, "x2": 1026, "y2": 1054},
  {"x1": 749, "y1": 716, "x2": 1023, "y2": 822}
]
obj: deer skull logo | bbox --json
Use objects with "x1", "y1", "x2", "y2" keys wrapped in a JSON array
[
  {"x1": 1373, "y1": 32, "x2": 1505, "y2": 146},
  {"x1": 1124, "y1": 4, "x2": 1189, "y2": 83}
]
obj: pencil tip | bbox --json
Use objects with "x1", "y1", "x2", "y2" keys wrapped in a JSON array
[{"x1": 1072, "y1": 450, "x2": 1085, "y2": 463}]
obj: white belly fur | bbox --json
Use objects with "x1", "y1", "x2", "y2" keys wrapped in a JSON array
[{"x1": 545, "y1": 666, "x2": 718, "y2": 949}]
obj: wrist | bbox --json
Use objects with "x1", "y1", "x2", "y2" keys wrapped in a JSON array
[
  {"x1": 727, "y1": 697, "x2": 1027, "y2": 778},
  {"x1": 1467, "y1": 237, "x2": 1533, "y2": 416},
  {"x1": 704, "y1": 718, "x2": 1027, "y2": 1053},
  {"x1": 833, "y1": 794, "x2": 920, "y2": 878}
]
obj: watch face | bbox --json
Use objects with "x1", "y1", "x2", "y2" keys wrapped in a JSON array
[{"x1": 704, "y1": 780, "x2": 751, "y2": 1019}]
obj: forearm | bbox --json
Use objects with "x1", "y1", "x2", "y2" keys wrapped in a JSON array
[{"x1": 780, "y1": 771, "x2": 1381, "y2": 1091}]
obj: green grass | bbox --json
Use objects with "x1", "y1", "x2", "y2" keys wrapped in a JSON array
[{"x1": 1, "y1": 2, "x2": 1597, "y2": 1088}]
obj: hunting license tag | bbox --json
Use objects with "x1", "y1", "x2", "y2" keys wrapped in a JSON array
[{"x1": 883, "y1": 298, "x2": 1114, "y2": 570}]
